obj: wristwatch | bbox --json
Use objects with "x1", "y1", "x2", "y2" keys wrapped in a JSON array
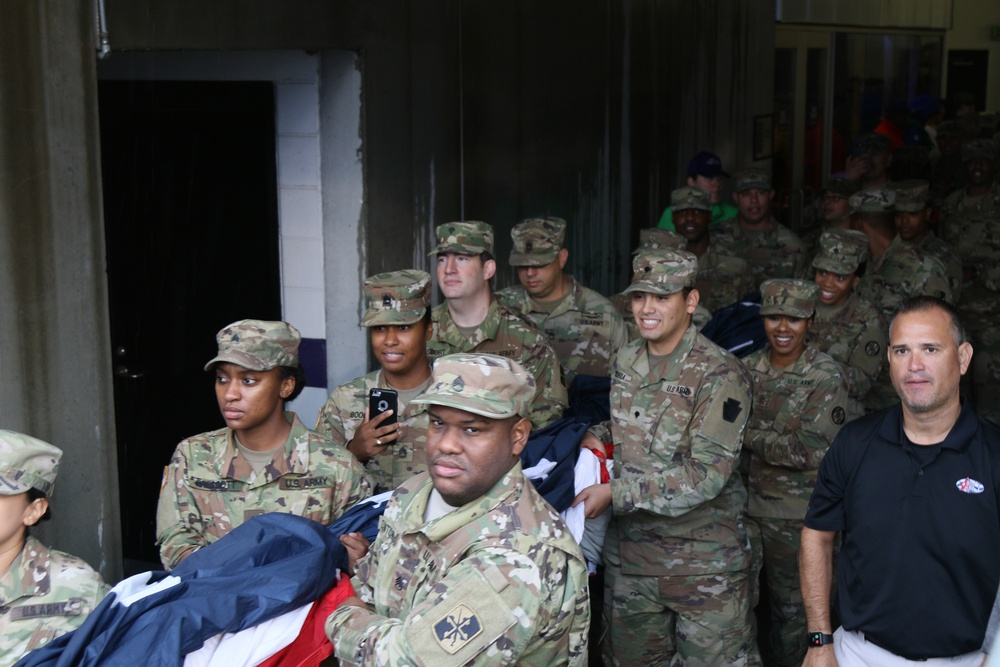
[{"x1": 808, "y1": 632, "x2": 834, "y2": 647}]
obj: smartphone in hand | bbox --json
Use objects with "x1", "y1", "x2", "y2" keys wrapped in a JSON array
[{"x1": 369, "y1": 388, "x2": 399, "y2": 427}]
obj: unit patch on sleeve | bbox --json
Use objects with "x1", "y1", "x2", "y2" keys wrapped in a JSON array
[{"x1": 434, "y1": 603, "x2": 483, "y2": 654}]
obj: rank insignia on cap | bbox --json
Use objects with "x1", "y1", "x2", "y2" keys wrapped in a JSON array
[
  {"x1": 434, "y1": 603, "x2": 483, "y2": 654},
  {"x1": 382, "y1": 294, "x2": 392, "y2": 307},
  {"x1": 452, "y1": 376, "x2": 465, "y2": 392},
  {"x1": 525, "y1": 241, "x2": 533, "y2": 253}
]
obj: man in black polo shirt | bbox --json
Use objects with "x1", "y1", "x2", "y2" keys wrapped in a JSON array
[{"x1": 800, "y1": 296, "x2": 1000, "y2": 666}]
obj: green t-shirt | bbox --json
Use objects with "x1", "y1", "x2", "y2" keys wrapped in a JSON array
[{"x1": 657, "y1": 202, "x2": 738, "y2": 231}]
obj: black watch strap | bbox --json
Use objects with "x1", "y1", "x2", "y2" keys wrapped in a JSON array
[{"x1": 808, "y1": 632, "x2": 834, "y2": 647}]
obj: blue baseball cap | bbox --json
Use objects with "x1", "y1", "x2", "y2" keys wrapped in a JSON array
[{"x1": 687, "y1": 151, "x2": 729, "y2": 179}]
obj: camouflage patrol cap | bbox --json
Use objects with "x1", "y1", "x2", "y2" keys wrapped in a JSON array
[
  {"x1": 509, "y1": 217, "x2": 567, "y2": 267},
  {"x1": 812, "y1": 228, "x2": 870, "y2": 275},
  {"x1": 961, "y1": 139, "x2": 997, "y2": 163},
  {"x1": 633, "y1": 228, "x2": 687, "y2": 254},
  {"x1": 759, "y1": 279, "x2": 819, "y2": 319},
  {"x1": 671, "y1": 186, "x2": 712, "y2": 212},
  {"x1": 624, "y1": 248, "x2": 698, "y2": 296},
  {"x1": 935, "y1": 120, "x2": 961, "y2": 139},
  {"x1": 360, "y1": 270, "x2": 431, "y2": 327},
  {"x1": 204, "y1": 319, "x2": 300, "y2": 371},
  {"x1": 431, "y1": 221, "x2": 495, "y2": 256},
  {"x1": 411, "y1": 353, "x2": 536, "y2": 419},
  {"x1": 850, "y1": 188, "x2": 896, "y2": 214},
  {"x1": 822, "y1": 177, "x2": 861, "y2": 199},
  {"x1": 891, "y1": 180, "x2": 931, "y2": 213},
  {"x1": 732, "y1": 168, "x2": 772, "y2": 193},
  {"x1": 0, "y1": 431, "x2": 62, "y2": 496},
  {"x1": 858, "y1": 133, "x2": 891, "y2": 154}
]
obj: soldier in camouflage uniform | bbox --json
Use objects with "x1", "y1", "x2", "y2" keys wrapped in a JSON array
[
  {"x1": 807, "y1": 229, "x2": 888, "y2": 420},
  {"x1": 496, "y1": 216, "x2": 627, "y2": 383},
  {"x1": 851, "y1": 188, "x2": 952, "y2": 412},
  {"x1": 671, "y1": 185, "x2": 756, "y2": 312},
  {"x1": 573, "y1": 248, "x2": 754, "y2": 666},
  {"x1": 853, "y1": 187, "x2": 953, "y2": 314},
  {"x1": 800, "y1": 177, "x2": 861, "y2": 257},
  {"x1": 0, "y1": 431, "x2": 109, "y2": 664},
  {"x1": 426, "y1": 221, "x2": 568, "y2": 429},
  {"x1": 156, "y1": 319, "x2": 370, "y2": 569},
  {"x1": 326, "y1": 353, "x2": 590, "y2": 666},
  {"x1": 610, "y1": 228, "x2": 713, "y2": 338},
  {"x1": 891, "y1": 179, "x2": 963, "y2": 301},
  {"x1": 940, "y1": 139, "x2": 1000, "y2": 422},
  {"x1": 713, "y1": 168, "x2": 809, "y2": 287},
  {"x1": 316, "y1": 271, "x2": 433, "y2": 493},
  {"x1": 741, "y1": 280, "x2": 848, "y2": 667}
]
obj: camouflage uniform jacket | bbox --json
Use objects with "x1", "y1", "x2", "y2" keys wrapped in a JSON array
[
  {"x1": 857, "y1": 236, "x2": 953, "y2": 318},
  {"x1": 941, "y1": 181, "x2": 1000, "y2": 293},
  {"x1": 0, "y1": 536, "x2": 109, "y2": 663},
  {"x1": 742, "y1": 346, "x2": 848, "y2": 520},
  {"x1": 315, "y1": 370, "x2": 430, "y2": 494},
  {"x1": 495, "y1": 277, "x2": 627, "y2": 383},
  {"x1": 695, "y1": 242, "x2": 757, "y2": 312},
  {"x1": 808, "y1": 294, "x2": 887, "y2": 420},
  {"x1": 712, "y1": 216, "x2": 809, "y2": 287},
  {"x1": 156, "y1": 412, "x2": 370, "y2": 569},
  {"x1": 426, "y1": 300, "x2": 568, "y2": 428},
  {"x1": 326, "y1": 463, "x2": 590, "y2": 666},
  {"x1": 912, "y1": 232, "x2": 963, "y2": 303},
  {"x1": 589, "y1": 325, "x2": 752, "y2": 576}
]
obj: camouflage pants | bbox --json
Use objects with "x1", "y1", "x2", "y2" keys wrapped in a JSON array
[
  {"x1": 602, "y1": 564, "x2": 753, "y2": 666},
  {"x1": 747, "y1": 517, "x2": 807, "y2": 667}
]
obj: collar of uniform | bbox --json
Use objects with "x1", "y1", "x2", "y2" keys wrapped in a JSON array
[
  {"x1": 0, "y1": 536, "x2": 49, "y2": 604},
  {"x1": 755, "y1": 344, "x2": 817, "y2": 378},
  {"x1": 401, "y1": 462, "x2": 523, "y2": 542},
  {"x1": 220, "y1": 412, "x2": 310, "y2": 480},
  {"x1": 732, "y1": 215, "x2": 777, "y2": 238},
  {"x1": 434, "y1": 299, "x2": 503, "y2": 349},
  {"x1": 879, "y1": 398, "x2": 979, "y2": 452},
  {"x1": 525, "y1": 276, "x2": 580, "y2": 318},
  {"x1": 814, "y1": 293, "x2": 860, "y2": 319},
  {"x1": 631, "y1": 324, "x2": 698, "y2": 386}
]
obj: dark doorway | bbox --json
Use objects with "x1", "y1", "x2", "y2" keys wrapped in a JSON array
[
  {"x1": 946, "y1": 50, "x2": 989, "y2": 112},
  {"x1": 99, "y1": 80, "x2": 282, "y2": 572}
]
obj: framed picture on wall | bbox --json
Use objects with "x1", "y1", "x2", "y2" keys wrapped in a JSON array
[{"x1": 753, "y1": 114, "x2": 774, "y2": 161}]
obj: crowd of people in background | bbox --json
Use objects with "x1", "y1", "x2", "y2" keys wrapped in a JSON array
[{"x1": 3, "y1": 99, "x2": 1000, "y2": 667}]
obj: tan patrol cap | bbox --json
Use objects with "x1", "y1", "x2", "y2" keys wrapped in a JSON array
[
  {"x1": 812, "y1": 228, "x2": 870, "y2": 275},
  {"x1": 624, "y1": 248, "x2": 698, "y2": 296},
  {"x1": 204, "y1": 320, "x2": 300, "y2": 371},
  {"x1": 850, "y1": 188, "x2": 896, "y2": 214},
  {"x1": 509, "y1": 217, "x2": 566, "y2": 267},
  {"x1": 411, "y1": 353, "x2": 536, "y2": 419},
  {"x1": 360, "y1": 270, "x2": 432, "y2": 327},
  {"x1": 759, "y1": 279, "x2": 818, "y2": 319},
  {"x1": 890, "y1": 180, "x2": 931, "y2": 213},
  {"x1": 671, "y1": 186, "x2": 712, "y2": 212},
  {"x1": 431, "y1": 221, "x2": 495, "y2": 256},
  {"x1": 0, "y1": 431, "x2": 62, "y2": 496},
  {"x1": 633, "y1": 228, "x2": 687, "y2": 254}
]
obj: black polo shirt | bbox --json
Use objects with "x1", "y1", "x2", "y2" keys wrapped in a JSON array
[{"x1": 805, "y1": 401, "x2": 1000, "y2": 660}]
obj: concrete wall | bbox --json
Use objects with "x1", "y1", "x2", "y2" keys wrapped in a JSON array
[{"x1": 0, "y1": 1, "x2": 122, "y2": 580}]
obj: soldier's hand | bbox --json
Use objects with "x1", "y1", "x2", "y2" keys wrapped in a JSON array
[
  {"x1": 347, "y1": 408, "x2": 400, "y2": 463},
  {"x1": 843, "y1": 154, "x2": 868, "y2": 180},
  {"x1": 337, "y1": 595, "x2": 372, "y2": 611},
  {"x1": 572, "y1": 483, "x2": 612, "y2": 519},
  {"x1": 802, "y1": 644, "x2": 838, "y2": 667},
  {"x1": 340, "y1": 531, "x2": 371, "y2": 576},
  {"x1": 580, "y1": 433, "x2": 608, "y2": 457}
]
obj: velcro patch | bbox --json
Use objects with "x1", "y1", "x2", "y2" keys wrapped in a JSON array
[
  {"x1": 187, "y1": 477, "x2": 242, "y2": 492},
  {"x1": 434, "y1": 604, "x2": 484, "y2": 654},
  {"x1": 279, "y1": 476, "x2": 332, "y2": 490},
  {"x1": 865, "y1": 341, "x2": 881, "y2": 357},
  {"x1": 8, "y1": 599, "x2": 85, "y2": 620}
]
